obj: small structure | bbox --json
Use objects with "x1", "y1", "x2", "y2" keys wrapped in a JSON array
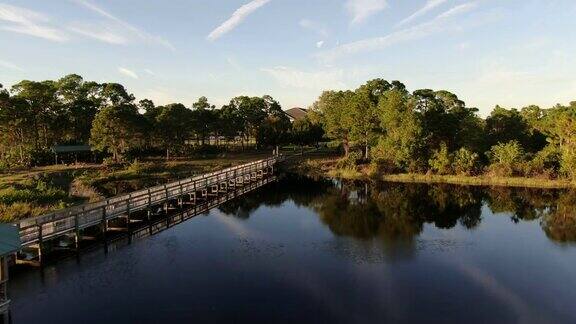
[
  {"x1": 284, "y1": 107, "x2": 308, "y2": 122},
  {"x1": 0, "y1": 225, "x2": 21, "y2": 323},
  {"x1": 52, "y1": 144, "x2": 93, "y2": 164}
]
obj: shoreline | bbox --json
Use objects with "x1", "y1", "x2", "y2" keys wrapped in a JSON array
[{"x1": 290, "y1": 158, "x2": 576, "y2": 189}]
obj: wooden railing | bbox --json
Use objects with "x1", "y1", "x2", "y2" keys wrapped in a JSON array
[{"x1": 14, "y1": 157, "x2": 279, "y2": 246}]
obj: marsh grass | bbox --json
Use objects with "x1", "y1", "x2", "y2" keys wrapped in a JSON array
[
  {"x1": 296, "y1": 156, "x2": 576, "y2": 189},
  {"x1": 0, "y1": 151, "x2": 271, "y2": 222}
]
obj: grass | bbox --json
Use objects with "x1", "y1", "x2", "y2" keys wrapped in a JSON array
[
  {"x1": 379, "y1": 173, "x2": 575, "y2": 189},
  {"x1": 0, "y1": 151, "x2": 271, "y2": 222},
  {"x1": 0, "y1": 174, "x2": 85, "y2": 222},
  {"x1": 291, "y1": 155, "x2": 576, "y2": 189}
]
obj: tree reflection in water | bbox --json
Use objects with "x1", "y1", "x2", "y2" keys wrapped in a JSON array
[{"x1": 218, "y1": 173, "x2": 576, "y2": 248}]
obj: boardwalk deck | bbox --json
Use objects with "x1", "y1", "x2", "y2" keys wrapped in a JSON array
[{"x1": 13, "y1": 156, "x2": 280, "y2": 249}]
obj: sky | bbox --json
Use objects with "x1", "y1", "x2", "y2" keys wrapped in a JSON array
[{"x1": 0, "y1": 0, "x2": 575, "y2": 115}]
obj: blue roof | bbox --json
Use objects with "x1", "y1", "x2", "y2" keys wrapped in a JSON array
[{"x1": 0, "y1": 225, "x2": 21, "y2": 256}]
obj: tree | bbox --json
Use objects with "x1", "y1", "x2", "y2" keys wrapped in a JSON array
[
  {"x1": 11, "y1": 79, "x2": 61, "y2": 149},
  {"x1": 292, "y1": 117, "x2": 324, "y2": 149},
  {"x1": 429, "y1": 143, "x2": 452, "y2": 175},
  {"x1": 453, "y1": 148, "x2": 479, "y2": 176},
  {"x1": 485, "y1": 106, "x2": 537, "y2": 151},
  {"x1": 350, "y1": 82, "x2": 382, "y2": 159},
  {"x1": 489, "y1": 141, "x2": 525, "y2": 176},
  {"x1": 90, "y1": 104, "x2": 145, "y2": 162},
  {"x1": 219, "y1": 101, "x2": 243, "y2": 144},
  {"x1": 257, "y1": 95, "x2": 291, "y2": 148},
  {"x1": 542, "y1": 103, "x2": 576, "y2": 179},
  {"x1": 100, "y1": 83, "x2": 134, "y2": 106},
  {"x1": 372, "y1": 89, "x2": 423, "y2": 171},
  {"x1": 0, "y1": 85, "x2": 36, "y2": 167},
  {"x1": 192, "y1": 97, "x2": 216, "y2": 145},
  {"x1": 155, "y1": 104, "x2": 194, "y2": 159},
  {"x1": 312, "y1": 90, "x2": 355, "y2": 156},
  {"x1": 238, "y1": 96, "x2": 267, "y2": 147},
  {"x1": 55, "y1": 74, "x2": 101, "y2": 143}
]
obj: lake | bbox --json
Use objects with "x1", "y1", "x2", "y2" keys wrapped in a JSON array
[{"x1": 8, "y1": 174, "x2": 576, "y2": 323}]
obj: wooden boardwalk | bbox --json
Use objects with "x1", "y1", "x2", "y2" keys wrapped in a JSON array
[{"x1": 14, "y1": 156, "x2": 280, "y2": 252}]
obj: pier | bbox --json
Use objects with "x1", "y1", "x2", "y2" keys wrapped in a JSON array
[{"x1": 12, "y1": 156, "x2": 281, "y2": 265}]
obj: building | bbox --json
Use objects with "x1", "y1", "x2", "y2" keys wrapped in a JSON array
[
  {"x1": 284, "y1": 107, "x2": 308, "y2": 122},
  {"x1": 52, "y1": 144, "x2": 93, "y2": 164},
  {"x1": 0, "y1": 225, "x2": 21, "y2": 323}
]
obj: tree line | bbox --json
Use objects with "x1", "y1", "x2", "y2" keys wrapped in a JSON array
[
  {"x1": 0, "y1": 74, "x2": 323, "y2": 168},
  {"x1": 3, "y1": 74, "x2": 575, "y2": 180},
  {"x1": 311, "y1": 78, "x2": 576, "y2": 179}
]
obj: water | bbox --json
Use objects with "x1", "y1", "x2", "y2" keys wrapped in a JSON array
[{"x1": 8, "y1": 174, "x2": 576, "y2": 323}]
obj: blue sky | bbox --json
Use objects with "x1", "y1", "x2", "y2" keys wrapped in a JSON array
[{"x1": 0, "y1": 0, "x2": 575, "y2": 115}]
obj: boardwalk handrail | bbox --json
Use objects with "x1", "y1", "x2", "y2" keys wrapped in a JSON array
[{"x1": 15, "y1": 156, "x2": 279, "y2": 245}]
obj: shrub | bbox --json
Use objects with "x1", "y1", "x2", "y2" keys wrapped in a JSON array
[
  {"x1": 525, "y1": 144, "x2": 560, "y2": 178},
  {"x1": 429, "y1": 143, "x2": 452, "y2": 175},
  {"x1": 453, "y1": 148, "x2": 479, "y2": 175},
  {"x1": 560, "y1": 146, "x2": 576, "y2": 180},
  {"x1": 488, "y1": 141, "x2": 525, "y2": 177},
  {"x1": 127, "y1": 159, "x2": 148, "y2": 175},
  {"x1": 103, "y1": 156, "x2": 125, "y2": 168},
  {"x1": 336, "y1": 151, "x2": 362, "y2": 170}
]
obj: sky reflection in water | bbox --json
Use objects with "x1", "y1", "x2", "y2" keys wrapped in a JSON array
[{"x1": 9, "y1": 174, "x2": 576, "y2": 323}]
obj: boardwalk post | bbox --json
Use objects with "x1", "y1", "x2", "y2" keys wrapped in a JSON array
[
  {"x1": 74, "y1": 212, "x2": 80, "y2": 251},
  {"x1": 164, "y1": 185, "x2": 169, "y2": 214},
  {"x1": 178, "y1": 183, "x2": 184, "y2": 209},
  {"x1": 126, "y1": 194, "x2": 132, "y2": 227},
  {"x1": 101, "y1": 206, "x2": 107, "y2": 240},
  {"x1": 36, "y1": 224, "x2": 43, "y2": 266}
]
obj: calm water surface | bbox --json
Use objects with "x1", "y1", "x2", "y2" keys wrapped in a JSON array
[{"x1": 9, "y1": 174, "x2": 576, "y2": 323}]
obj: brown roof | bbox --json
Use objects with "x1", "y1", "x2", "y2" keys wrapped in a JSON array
[{"x1": 284, "y1": 107, "x2": 308, "y2": 121}]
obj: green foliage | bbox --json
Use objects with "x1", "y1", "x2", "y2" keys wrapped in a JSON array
[
  {"x1": 0, "y1": 174, "x2": 74, "y2": 221},
  {"x1": 3, "y1": 72, "x2": 576, "y2": 187},
  {"x1": 155, "y1": 103, "x2": 194, "y2": 158},
  {"x1": 371, "y1": 89, "x2": 423, "y2": 170},
  {"x1": 485, "y1": 106, "x2": 546, "y2": 153},
  {"x1": 311, "y1": 90, "x2": 355, "y2": 156},
  {"x1": 525, "y1": 144, "x2": 560, "y2": 178},
  {"x1": 336, "y1": 151, "x2": 362, "y2": 170},
  {"x1": 428, "y1": 143, "x2": 452, "y2": 175},
  {"x1": 90, "y1": 104, "x2": 146, "y2": 162},
  {"x1": 1, "y1": 74, "x2": 301, "y2": 169},
  {"x1": 291, "y1": 117, "x2": 324, "y2": 146},
  {"x1": 489, "y1": 141, "x2": 525, "y2": 176},
  {"x1": 452, "y1": 148, "x2": 479, "y2": 176}
]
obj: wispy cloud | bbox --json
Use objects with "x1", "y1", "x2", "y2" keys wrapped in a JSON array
[
  {"x1": 316, "y1": 41, "x2": 325, "y2": 49},
  {"x1": 261, "y1": 66, "x2": 347, "y2": 90},
  {"x1": 396, "y1": 0, "x2": 448, "y2": 28},
  {"x1": 346, "y1": 0, "x2": 388, "y2": 25},
  {"x1": 0, "y1": 3, "x2": 68, "y2": 42},
  {"x1": 0, "y1": 58, "x2": 24, "y2": 72},
  {"x1": 68, "y1": 23, "x2": 127, "y2": 44},
  {"x1": 319, "y1": 2, "x2": 478, "y2": 62},
  {"x1": 71, "y1": 0, "x2": 174, "y2": 50},
  {"x1": 118, "y1": 67, "x2": 139, "y2": 79},
  {"x1": 299, "y1": 19, "x2": 329, "y2": 38},
  {"x1": 207, "y1": 0, "x2": 271, "y2": 41},
  {"x1": 144, "y1": 69, "x2": 155, "y2": 76},
  {"x1": 438, "y1": 2, "x2": 478, "y2": 19}
]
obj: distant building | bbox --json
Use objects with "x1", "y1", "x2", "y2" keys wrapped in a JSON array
[
  {"x1": 284, "y1": 107, "x2": 308, "y2": 122},
  {"x1": 52, "y1": 144, "x2": 93, "y2": 164}
]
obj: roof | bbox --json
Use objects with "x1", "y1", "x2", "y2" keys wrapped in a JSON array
[
  {"x1": 52, "y1": 145, "x2": 92, "y2": 153},
  {"x1": 0, "y1": 225, "x2": 21, "y2": 256},
  {"x1": 284, "y1": 107, "x2": 308, "y2": 121}
]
